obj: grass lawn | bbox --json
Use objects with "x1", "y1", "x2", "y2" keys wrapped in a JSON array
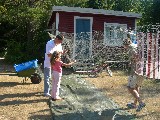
[{"x1": 85, "y1": 70, "x2": 160, "y2": 120}]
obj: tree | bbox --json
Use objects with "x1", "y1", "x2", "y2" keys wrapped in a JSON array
[
  {"x1": 0, "y1": 0, "x2": 89, "y2": 63},
  {"x1": 111, "y1": 0, "x2": 141, "y2": 12},
  {"x1": 86, "y1": 0, "x2": 106, "y2": 9},
  {"x1": 104, "y1": 0, "x2": 158, "y2": 25},
  {"x1": 0, "y1": 0, "x2": 51, "y2": 63},
  {"x1": 151, "y1": 0, "x2": 160, "y2": 24},
  {"x1": 52, "y1": 0, "x2": 88, "y2": 7},
  {"x1": 137, "y1": 0, "x2": 153, "y2": 25}
]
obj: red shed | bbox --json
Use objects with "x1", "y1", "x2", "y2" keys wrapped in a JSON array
[{"x1": 47, "y1": 6, "x2": 142, "y2": 61}]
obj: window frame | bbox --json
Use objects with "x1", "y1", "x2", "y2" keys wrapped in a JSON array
[{"x1": 104, "y1": 23, "x2": 127, "y2": 47}]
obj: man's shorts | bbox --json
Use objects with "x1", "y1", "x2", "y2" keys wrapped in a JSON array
[{"x1": 127, "y1": 74, "x2": 144, "y2": 88}]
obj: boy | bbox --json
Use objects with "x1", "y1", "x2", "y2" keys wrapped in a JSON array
[{"x1": 123, "y1": 38, "x2": 146, "y2": 112}]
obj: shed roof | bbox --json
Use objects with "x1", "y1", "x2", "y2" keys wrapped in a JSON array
[{"x1": 52, "y1": 6, "x2": 142, "y2": 18}]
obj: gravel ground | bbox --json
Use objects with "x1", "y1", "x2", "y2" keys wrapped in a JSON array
[
  {"x1": 49, "y1": 72, "x2": 136, "y2": 120},
  {"x1": 0, "y1": 58, "x2": 52, "y2": 120}
]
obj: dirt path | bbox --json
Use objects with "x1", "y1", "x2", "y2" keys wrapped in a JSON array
[{"x1": 0, "y1": 58, "x2": 52, "y2": 120}]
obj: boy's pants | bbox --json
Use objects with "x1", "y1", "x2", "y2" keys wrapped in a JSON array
[
  {"x1": 44, "y1": 67, "x2": 51, "y2": 94},
  {"x1": 51, "y1": 70, "x2": 62, "y2": 99}
]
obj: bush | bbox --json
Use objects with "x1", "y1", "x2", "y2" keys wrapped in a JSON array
[{"x1": 5, "y1": 40, "x2": 26, "y2": 63}]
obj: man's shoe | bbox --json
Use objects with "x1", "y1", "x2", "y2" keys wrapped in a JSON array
[
  {"x1": 51, "y1": 97, "x2": 64, "y2": 101},
  {"x1": 44, "y1": 93, "x2": 51, "y2": 97}
]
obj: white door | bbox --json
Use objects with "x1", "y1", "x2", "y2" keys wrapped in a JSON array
[{"x1": 74, "y1": 17, "x2": 93, "y2": 60}]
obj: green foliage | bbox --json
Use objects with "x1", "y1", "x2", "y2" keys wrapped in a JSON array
[
  {"x1": 112, "y1": 0, "x2": 141, "y2": 12},
  {"x1": 5, "y1": 40, "x2": 25, "y2": 63},
  {"x1": 51, "y1": 0, "x2": 88, "y2": 7},
  {"x1": 84, "y1": 0, "x2": 159, "y2": 25},
  {"x1": 0, "y1": 0, "x2": 89, "y2": 63},
  {"x1": 86, "y1": 0, "x2": 106, "y2": 9},
  {"x1": 0, "y1": 0, "x2": 51, "y2": 63},
  {"x1": 151, "y1": 0, "x2": 160, "y2": 24},
  {"x1": 138, "y1": 0, "x2": 153, "y2": 25}
]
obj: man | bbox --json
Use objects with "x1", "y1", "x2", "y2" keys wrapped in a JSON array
[
  {"x1": 44, "y1": 34, "x2": 64, "y2": 97},
  {"x1": 123, "y1": 38, "x2": 146, "y2": 112}
]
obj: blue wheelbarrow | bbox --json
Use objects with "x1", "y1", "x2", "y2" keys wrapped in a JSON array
[{"x1": 14, "y1": 59, "x2": 42, "y2": 84}]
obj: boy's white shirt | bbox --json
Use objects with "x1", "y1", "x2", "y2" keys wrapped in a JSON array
[{"x1": 44, "y1": 39, "x2": 63, "y2": 68}]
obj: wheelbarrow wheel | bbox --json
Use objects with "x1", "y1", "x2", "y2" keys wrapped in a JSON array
[{"x1": 30, "y1": 73, "x2": 42, "y2": 84}]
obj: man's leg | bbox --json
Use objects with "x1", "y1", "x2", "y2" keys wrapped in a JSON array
[{"x1": 44, "y1": 67, "x2": 51, "y2": 96}]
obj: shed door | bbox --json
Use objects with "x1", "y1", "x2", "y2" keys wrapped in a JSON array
[{"x1": 74, "y1": 18, "x2": 92, "y2": 60}]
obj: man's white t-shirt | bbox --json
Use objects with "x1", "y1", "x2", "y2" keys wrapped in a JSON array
[{"x1": 44, "y1": 39, "x2": 63, "y2": 68}]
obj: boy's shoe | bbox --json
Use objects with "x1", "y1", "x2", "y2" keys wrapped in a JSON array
[
  {"x1": 126, "y1": 103, "x2": 137, "y2": 109},
  {"x1": 136, "y1": 102, "x2": 146, "y2": 112}
]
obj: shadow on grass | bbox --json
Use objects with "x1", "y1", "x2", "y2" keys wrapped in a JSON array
[
  {"x1": 28, "y1": 109, "x2": 52, "y2": 120},
  {"x1": 28, "y1": 114, "x2": 52, "y2": 120},
  {"x1": 0, "y1": 81, "x2": 32, "y2": 87},
  {"x1": 0, "y1": 92, "x2": 44, "y2": 103},
  {"x1": 154, "y1": 79, "x2": 160, "y2": 83},
  {"x1": 1, "y1": 98, "x2": 48, "y2": 106}
]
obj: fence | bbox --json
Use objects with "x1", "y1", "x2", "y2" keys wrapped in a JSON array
[{"x1": 137, "y1": 32, "x2": 160, "y2": 79}]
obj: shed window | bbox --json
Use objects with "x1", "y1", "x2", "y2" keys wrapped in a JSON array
[{"x1": 104, "y1": 23, "x2": 127, "y2": 47}]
